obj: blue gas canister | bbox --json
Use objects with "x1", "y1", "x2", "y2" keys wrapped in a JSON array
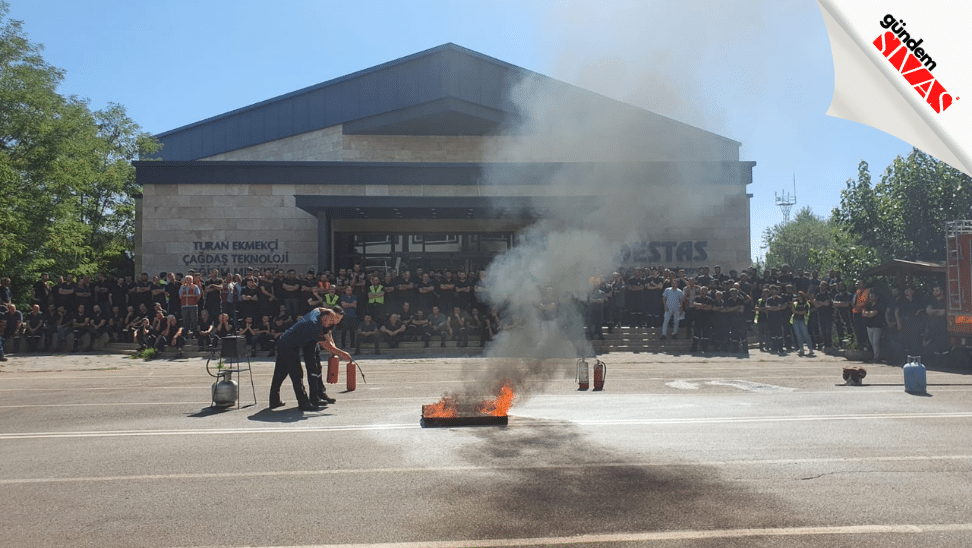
[{"x1": 903, "y1": 355, "x2": 927, "y2": 394}]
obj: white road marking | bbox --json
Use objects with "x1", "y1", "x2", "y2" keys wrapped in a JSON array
[
  {"x1": 2, "y1": 411, "x2": 972, "y2": 440},
  {"x1": 3, "y1": 454, "x2": 972, "y2": 485},
  {"x1": 665, "y1": 380, "x2": 700, "y2": 390},
  {"x1": 173, "y1": 523, "x2": 972, "y2": 547},
  {"x1": 707, "y1": 380, "x2": 796, "y2": 393}
]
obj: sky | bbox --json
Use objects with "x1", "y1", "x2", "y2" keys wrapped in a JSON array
[{"x1": 11, "y1": 0, "x2": 916, "y2": 265}]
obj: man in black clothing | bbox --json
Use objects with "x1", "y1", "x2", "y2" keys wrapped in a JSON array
[
  {"x1": 691, "y1": 290, "x2": 713, "y2": 353},
  {"x1": 896, "y1": 286, "x2": 922, "y2": 357},
  {"x1": 70, "y1": 304, "x2": 93, "y2": 352},
  {"x1": 380, "y1": 313, "x2": 407, "y2": 349},
  {"x1": 725, "y1": 286, "x2": 749, "y2": 355},
  {"x1": 32, "y1": 273, "x2": 51, "y2": 311},
  {"x1": 765, "y1": 286, "x2": 788, "y2": 354},
  {"x1": 416, "y1": 273, "x2": 437, "y2": 316},
  {"x1": 89, "y1": 305, "x2": 110, "y2": 350},
  {"x1": 355, "y1": 313, "x2": 380, "y2": 355},
  {"x1": 54, "y1": 274, "x2": 76, "y2": 312},
  {"x1": 626, "y1": 268, "x2": 646, "y2": 328},
  {"x1": 813, "y1": 282, "x2": 834, "y2": 350},
  {"x1": 25, "y1": 304, "x2": 45, "y2": 352}
]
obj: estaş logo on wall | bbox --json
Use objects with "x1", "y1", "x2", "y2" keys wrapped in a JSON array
[{"x1": 874, "y1": 14, "x2": 958, "y2": 114}]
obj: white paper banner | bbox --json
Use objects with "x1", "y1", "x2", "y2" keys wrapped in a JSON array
[{"x1": 817, "y1": 0, "x2": 971, "y2": 176}]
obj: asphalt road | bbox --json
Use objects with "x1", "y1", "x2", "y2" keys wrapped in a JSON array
[{"x1": 2, "y1": 350, "x2": 972, "y2": 547}]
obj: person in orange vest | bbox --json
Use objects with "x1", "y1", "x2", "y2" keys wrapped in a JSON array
[{"x1": 851, "y1": 280, "x2": 870, "y2": 353}]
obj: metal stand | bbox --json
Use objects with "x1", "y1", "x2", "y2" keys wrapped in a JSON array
[{"x1": 206, "y1": 336, "x2": 257, "y2": 409}]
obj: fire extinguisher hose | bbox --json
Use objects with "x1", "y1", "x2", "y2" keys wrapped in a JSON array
[{"x1": 353, "y1": 361, "x2": 367, "y2": 384}]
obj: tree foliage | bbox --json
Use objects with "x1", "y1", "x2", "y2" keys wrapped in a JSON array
[
  {"x1": 762, "y1": 206, "x2": 832, "y2": 273},
  {"x1": 0, "y1": 1, "x2": 158, "y2": 303},
  {"x1": 832, "y1": 151, "x2": 972, "y2": 263}
]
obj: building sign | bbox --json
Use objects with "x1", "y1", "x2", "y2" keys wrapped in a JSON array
[
  {"x1": 183, "y1": 240, "x2": 290, "y2": 271},
  {"x1": 618, "y1": 240, "x2": 708, "y2": 264}
]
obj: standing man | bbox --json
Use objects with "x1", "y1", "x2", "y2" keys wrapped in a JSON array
[
  {"x1": 31, "y1": 273, "x2": 51, "y2": 311},
  {"x1": 851, "y1": 280, "x2": 871, "y2": 353},
  {"x1": 269, "y1": 306, "x2": 351, "y2": 411},
  {"x1": 179, "y1": 275, "x2": 202, "y2": 336},
  {"x1": 660, "y1": 278, "x2": 683, "y2": 340}
]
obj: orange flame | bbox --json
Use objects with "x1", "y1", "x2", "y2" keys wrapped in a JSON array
[
  {"x1": 423, "y1": 381, "x2": 515, "y2": 418},
  {"x1": 424, "y1": 396, "x2": 458, "y2": 418},
  {"x1": 478, "y1": 381, "x2": 515, "y2": 416}
]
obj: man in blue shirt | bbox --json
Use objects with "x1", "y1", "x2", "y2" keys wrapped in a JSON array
[{"x1": 269, "y1": 306, "x2": 351, "y2": 411}]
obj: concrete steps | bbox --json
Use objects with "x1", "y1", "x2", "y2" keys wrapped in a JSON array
[{"x1": 2, "y1": 327, "x2": 755, "y2": 358}]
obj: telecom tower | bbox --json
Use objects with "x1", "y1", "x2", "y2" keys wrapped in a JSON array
[{"x1": 775, "y1": 174, "x2": 797, "y2": 223}]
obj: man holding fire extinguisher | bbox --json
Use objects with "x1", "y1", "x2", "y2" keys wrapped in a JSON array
[{"x1": 269, "y1": 305, "x2": 351, "y2": 411}]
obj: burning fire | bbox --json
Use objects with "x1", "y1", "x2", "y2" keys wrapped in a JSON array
[
  {"x1": 424, "y1": 381, "x2": 515, "y2": 418},
  {"x1": 479, "y1": 382, "x2": 515, "y2": 416}
]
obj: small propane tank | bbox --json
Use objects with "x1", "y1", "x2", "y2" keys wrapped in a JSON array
[
  {"x1": 326, "y1": 354, "x2": 340, "y2": 384},
  {"x1": 904, "y1": 355, "x2": 927, "y2": 394},
  {"x1": 576, "y1": 358, "x2": 589, "y2": 390},
  {"x1": 593, "y1": 359, "x2": 606, "y2": 391},
  {"x1": 212, "y1": 370, "x2": 239, "y2": 407}
]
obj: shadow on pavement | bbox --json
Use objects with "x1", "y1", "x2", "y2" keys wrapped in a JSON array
[{"x1": 247, "y1": 407, "x2": 331, "y2": 422}]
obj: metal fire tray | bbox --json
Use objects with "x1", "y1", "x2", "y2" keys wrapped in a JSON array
[{"x1": 421, "y1": 404, "x2": 509, "y2": 427}]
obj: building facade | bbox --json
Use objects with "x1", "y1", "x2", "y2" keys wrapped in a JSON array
[{"x1": 134, "y1": 44, "x2": 754, "y2": 277}]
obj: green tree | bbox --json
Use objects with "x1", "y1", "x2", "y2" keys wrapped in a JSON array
[
  {"x1": 0, "y1": 1, "x2": 157, "y2": 303},
  {"x1": 832, "y1": 150, "x2": 972, "y2": 263},
  {"x1": 762, "y1": 206, "x2": 832, "y2": 273}
]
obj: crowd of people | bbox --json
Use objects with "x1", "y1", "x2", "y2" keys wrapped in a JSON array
[
  {"x1": 582, "y1": 264, "x2": 950, "y2": 363},
  {"x1": 0, "y1": 263, "x2": 952, "y2": 363},
  {"x1": 0, "y1": 265, "x2": 504, "y2": 359}
]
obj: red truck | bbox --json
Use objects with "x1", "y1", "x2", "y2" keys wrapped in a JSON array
[{"x1": 945, "y1": 221, "x2": 972, "y2": 351}]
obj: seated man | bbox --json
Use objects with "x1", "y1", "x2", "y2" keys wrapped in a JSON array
[
  {"x1": 355, "y1": 313, "x2": 380, "y2": 355},
  {"x1": 24, "y1": 304, "x2": 46, "y2": 353},
  {"x1": 398, "y1": 302, "x2": 417, "y2": 341},
  {"x1": 250, "y1": 316, "x2": 273, "y2": 356},
  {"x1": 427, "y1": 305, "x2": 451, "y2": 348},
  {"x1": 380, "y1": 313, "x2": 407, "y2": 349},
  {"x1": 450, "y1": 306, "x2": 470, "y2": 347},
  {"x1": 196, "y1": 308, "x2": 217, "y2": 351},
  {"x1": 71, "y1": 304, "x2": 94, "y2": 352},
  {"x1": 410, "y1": 309, "x2": 430, "y2": 347},
  {"x1": 267, "y1": 316, "x2": 290, "y2": 356},
  {"x1": 467, "y1": 307, "x2": 489, "y2": 347},
  {"x1": 134, "y1": 317, "x2": 157, "y2": 351},
  {"x1": 215, "y1": 313, "x2": 236, "y2": 339},
  {"x1": 2, "y1": 303, "x2": 23, "y2": 355},
  {"x1": 154, "y1": 314, "x2": 186, "y2": 356},
  {"x1": 89, "y1": 305, "x2": 110, "y2": 350}
]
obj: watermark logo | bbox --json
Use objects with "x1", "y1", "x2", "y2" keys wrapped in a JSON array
[{"x1": 873, "y1": 14, "x2": 958, "y2": 113}]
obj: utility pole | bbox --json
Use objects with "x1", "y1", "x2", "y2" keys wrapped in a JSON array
[{"x1": 775, "y1": 174, "x2": 797, "y2": 223}]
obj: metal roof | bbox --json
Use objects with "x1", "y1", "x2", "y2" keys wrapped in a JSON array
[{"x1": 149, "y1": 43, "x2": 742, "y2": 161}]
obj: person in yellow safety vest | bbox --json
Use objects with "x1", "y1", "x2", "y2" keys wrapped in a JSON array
[
  {"x1": 323, "y1": 284, "x2": 340, "y2": 308},
  {"x1": 367, "y1": 275, "x2": 386, "y2": 323}
]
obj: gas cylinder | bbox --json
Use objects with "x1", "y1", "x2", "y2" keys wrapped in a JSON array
[
  {"x1": 904, "y1": 355, "x2": 927, "y2": 394},
  {"x1": 576, "y1": 358, "x2": 589, "y2": 390},
  {"x1": 326, "y1": 354, "x2": 339, "y2": 384},
  {"x1": 212, "y1": 370, "x2": 238, "y2": 407},
  {"x1": 593, "y1": 359, "x2": 606, "y2": 391},
  {"x1": 347, "y1": 359, "x2": 357, "y2": 392}
]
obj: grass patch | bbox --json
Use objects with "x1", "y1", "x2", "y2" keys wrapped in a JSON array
[{"x1": 130, "y1": 347, "x2": 156, "y2": 361}]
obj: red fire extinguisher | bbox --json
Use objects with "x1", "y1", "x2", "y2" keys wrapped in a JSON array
[
  {"x1": 593, "y1": 359, "x2": 606, "y2": 391},
  {"x1": 576, "y1": 358, "x2": 589, "y2": 390},
  {"x1": 347, "y1": 359, "x2": 357, "y2": 391},
  {"x1": 326, "y1": 354, "x2": 339, "y2": 384}
]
